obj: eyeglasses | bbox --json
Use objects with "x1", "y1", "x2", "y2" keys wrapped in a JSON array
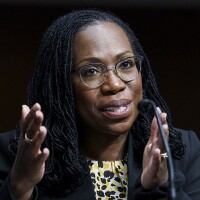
[{"x1": 72, "y1": 55, "x2": 143, "y2": 88}]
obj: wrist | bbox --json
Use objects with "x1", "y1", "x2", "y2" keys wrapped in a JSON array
[{"x1": 10, "y1": 178, "x2": 34, "y2": 200}]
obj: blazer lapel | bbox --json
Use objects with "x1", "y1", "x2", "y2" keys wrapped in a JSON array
[
  {"x1": 128, "y1": 132, "x2": 142, "y2": 200},
  {"x1": 66, "y1": 163, "x2": 96, "y2": 200},
  {"x1": 68, "y1": 132, "x2": 142, "y2": 200}
]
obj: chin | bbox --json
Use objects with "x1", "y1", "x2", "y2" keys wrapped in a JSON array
[
  {"x1": 104, "y1": 112, "x2": 137, "y2": 135},
  {"x1": 105, "y1": 121, "x2": 133, "y2": 136}
]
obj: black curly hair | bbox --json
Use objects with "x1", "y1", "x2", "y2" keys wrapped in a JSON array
[{"x1": 9, "y1": 9, "x2": 185, "y2": 195}]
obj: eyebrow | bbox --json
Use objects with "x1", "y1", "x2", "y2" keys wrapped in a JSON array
[
  {"x1": 115, "y1": 50, "x2": 133, "y2": 59},
  {"x1": 75, "y1": 50, "x2": 133, "y2": 66}
]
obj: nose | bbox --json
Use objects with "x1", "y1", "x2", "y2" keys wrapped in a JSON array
[{"x1": 100, "y1": 70, "x2": 126, "y2": 95}]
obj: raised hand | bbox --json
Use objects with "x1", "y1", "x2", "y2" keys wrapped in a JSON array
[
  {"x1": 141, "y1": 107, "x2": 169, "y2": 190},
  {"x1": 10, "y1": 103, "x2": 49, "y2": 200}
]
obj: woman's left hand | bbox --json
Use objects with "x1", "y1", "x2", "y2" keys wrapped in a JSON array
[{"x1": 141, "y1": 107, "x2": 169, "y2": 190}]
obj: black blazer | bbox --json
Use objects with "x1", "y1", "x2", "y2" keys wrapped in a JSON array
[{"x1": 0, "y1": 129, "x2": 200, "y2": 200}]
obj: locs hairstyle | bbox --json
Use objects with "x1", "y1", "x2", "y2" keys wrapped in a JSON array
[{"x1": 10, "y1": 9, "x2": 185, "y2": 194}]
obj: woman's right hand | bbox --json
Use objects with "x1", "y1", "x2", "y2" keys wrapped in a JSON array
[{"x1": 10, "y1": 103, "x2": 50, "y2": 200}]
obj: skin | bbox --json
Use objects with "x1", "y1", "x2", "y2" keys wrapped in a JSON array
[
  {"x1": 72, "y1": 21, "x2": 169, "y2": 187},
  {"x1": 9, "y1": 21, "x2": 169, "y2": 200},
  {"x1": 10, "y1": 104, "x2": 49, "y2": 200},
  {"x1": 72, "y1": 21, "x2": 142, "y2": 161}
]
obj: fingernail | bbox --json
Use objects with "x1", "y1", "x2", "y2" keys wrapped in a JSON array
[
  {"x1": 163, "y1": 113, "x2": 167, "y2": 119},
  {"x1": 148, "y1": 143, "x2": 152, "y2": 151},
  {"x1": 35, "y1": 110, "x2": 40, "y2": 117},
  {"x1": 163, "y1": 124, "x2": 168, "y2": 131},
  {"x1": 157, "y1": 107, "x2": 162, "y2": 114},
  {"x1": 40, "y1": 126, "x2": 46, "y2": 134}
]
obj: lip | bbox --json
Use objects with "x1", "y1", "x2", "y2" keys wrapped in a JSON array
[{"x1": 100, "y1": 99, "x2": 132, "y2": 119}]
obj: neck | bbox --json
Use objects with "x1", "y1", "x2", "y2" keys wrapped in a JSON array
[{"x1": 81, "y1": 131, "x2": 129, "y2": 161}]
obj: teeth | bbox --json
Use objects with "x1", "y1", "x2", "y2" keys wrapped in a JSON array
[{"x1": 105, "y1": 106, "x2": 127, "y2": 112}]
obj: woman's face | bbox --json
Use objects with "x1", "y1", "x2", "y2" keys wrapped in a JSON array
[{"x1": 72, "y1": 21, "x2": 142, "y2": 136}]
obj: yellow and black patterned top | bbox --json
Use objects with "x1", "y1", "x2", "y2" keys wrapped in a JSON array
[{"x1": 87, "y1": 157, "x2": 128, "y2": 200}]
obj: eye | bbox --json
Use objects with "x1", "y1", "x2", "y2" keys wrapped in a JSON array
[
  {"x1": 118, "y1": 58, "x2": 135, "y2": 70},
  {"x1": 80, "y1": 65, "x2": 101, "y2": 77}
]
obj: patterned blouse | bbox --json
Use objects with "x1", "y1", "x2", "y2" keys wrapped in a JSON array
[{"x1": 87, "y1": 157, "x2": 128, "y2": 200}]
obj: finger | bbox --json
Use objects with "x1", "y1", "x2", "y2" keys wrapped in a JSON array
[
  {"x1": 156, "y1": 107, "x2": 162, "y2": 114},
  {"x1": 150, "y1": 107, "x2": 164, "y2": 141},
  {"x1": 156, "y1": 107, "x2": 169, "y2": 138},
  {"x1": 152, "y1": 148, "x2": 168, "y2": 175},
  {"x1": 144, "y1": 147, "x2": 161, "y2": 178},
  {"x1": 156, "y1": 121, "x2": 169, "y2": 153},
  {"x1": 150, "y1": 120, "x2": 168, "y2": 152},
  {"x1": 163, "y1": 124, "x2": 169, "y2": 139},
  {"x1": 26, "y1": 110, "x2": 44, "y2": 140},
  {"x1": 160, "y1": 112, "x2": 167, "y2": 124},
  {"x1": 149, "y1": 107, "x2": 169, "y2": 150},
  {"x1": 152, "y1": 147, "x2": 168, "y2": 169},
  {"x1": 27, "y1": 126, "x2": 47, "y2": 156},
  {"x1": 19, "y1": 105, "x2": 31, "y2": 140},
  {"x1": 21, "y1": 105, "x2": 30, "y2": 122},
  {"x1": 34, "y1": 126, "x2": 47, "y2": 147},
  {"x1": 34, "y1": 148, "x2": 50, "y2": 167},
  {"x1": 23, "y1": 103, "x2": 41, "y2": 134},
  {"x1": 149, "y1": 116, "x2": 159, "y2": 141},
  {"x1": 147, "y1": 143, "x2": 153, "y2": 154},
  {"x1": 152, "y1": 148, "x2": 161, "y2": 164}
]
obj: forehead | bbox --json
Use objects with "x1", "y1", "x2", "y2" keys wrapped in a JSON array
[{"x1": 73, "y1": 21, "x2": 133, "y2": 62}]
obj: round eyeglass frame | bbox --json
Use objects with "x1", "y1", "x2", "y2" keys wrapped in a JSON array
[{"x1": 72, "y1": 55, "x2": 143, "y2": 88}]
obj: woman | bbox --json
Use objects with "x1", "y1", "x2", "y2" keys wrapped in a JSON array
[{"x1": 0, "y1": 9, "x2": 199, "y2": 200}]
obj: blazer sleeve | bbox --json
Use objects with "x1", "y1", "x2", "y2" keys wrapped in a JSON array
[
  {"x1": 0, "y1": 131, "x2": 16, "y2": 200},
  {"x1": 132, "y1": 129, "x2": 200, "y2": 200},
  {"x1": 174, "y1": 130, "x2": 200, "y2": 200},
  {"x1": 0, "y1": 176, "x2": 17, "y2": 200},
  {"x1": 0, "y1": 130, "x2": 38, "y2": 200}
]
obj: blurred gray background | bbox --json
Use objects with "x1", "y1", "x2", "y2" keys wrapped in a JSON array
[{"x1": 0, "y1": 0, "x2": 200, "y2": 138}]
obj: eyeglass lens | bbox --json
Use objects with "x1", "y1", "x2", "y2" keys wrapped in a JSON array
[{"x1": 79, "y1": 56, "x2": 142, "y2": 87}]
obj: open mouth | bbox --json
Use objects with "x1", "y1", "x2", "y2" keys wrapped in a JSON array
[
  {"x1": 102, "y1": 103, "x2": 131, "y2": 119},
  {"x1": 104, "y1": 105, "x2": 128, "y2": 113}
]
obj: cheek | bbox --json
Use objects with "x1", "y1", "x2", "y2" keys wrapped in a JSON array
[
  {"x1": 72, "y1": 76, "x2": 98, "y2": 122},
  {"x1": 129, "y1": 75, "x2": 143, "y2": 100},
  {"x1": 136, "y1": 80, "x2": 143, "y2": 99},
  {"x1": 129, "y1": 76, "x2": 143, "y2": 117},
  {"x1": 76, "y1": 91, "x2": 95, "y2": 109},
  {"x1": 73, "y1": 82, "x2": 97, "y2": 118}
]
